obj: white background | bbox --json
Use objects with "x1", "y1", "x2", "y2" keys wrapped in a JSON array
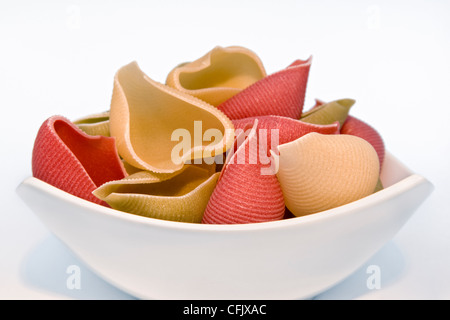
[{"x1": 1, "y1": 0, "x2": 449, "y2": 299}]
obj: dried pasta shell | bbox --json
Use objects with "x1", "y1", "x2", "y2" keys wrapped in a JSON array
[
  {"x1": 301, "y1": 98, "x2": 355, "y2": 127},
  {"x1": 73, "y1": 111, "x2": 110, "y2": 137},
  {"x1": 121, "y1": 160, "x2": 144, "y2": 176},
  {"x1": 32, "y1": 115, "x2": 127, "y2": 206},
  {"x1": 93, "y1": 166, "x2": 219, "y2": 223},
  {"x1": 122, "y1": 157, "x2": 217, "y2": 177},
  {"x1": 216, "y1": 57, "x2": 312, "y2": 120},
  {"x1": 93, "y1": 168, "x2": 187, "y2": 200},
  {"x1": 166, "y1": 46, "x2": 266, "y2": 106},
  {"x1": 202, "y1": 120, "x2": 285, "y2": 224},
  {"x1": 109, "y1": 61, "x2": 235, "y2": 173},
  {"x1": 232, "y1": 115, "x2": 340, "y2": 156},
  {"x1": 273, "y1": 132, "x2": 380, "y2": 217},
  {"x1": 340, "y1": 115, "x2": 385, "y2": 169}
]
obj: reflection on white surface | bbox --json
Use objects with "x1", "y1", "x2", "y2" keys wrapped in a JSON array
[
  {"x1": 20, "y1": 234, "x2": 135, "y2": 300},
  {"x1": 315, "y1": 242, "x2": 405, "y2": 300}
]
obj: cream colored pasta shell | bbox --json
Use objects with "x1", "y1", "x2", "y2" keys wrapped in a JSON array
[
  {"x1": 166, "y1": 46, "x2": 266, "y2": 106},
  {"x1": 110, "y1": 61, "x2": 235, "y2": 173},
  {"x1": 274, "y1": 132, "x2": 380, "y2": 217}
]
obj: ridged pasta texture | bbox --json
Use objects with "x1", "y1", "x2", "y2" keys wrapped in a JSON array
[
  {"x1": 32, "y1": 116, "x2": 127, "y2": 206},
  {"x1": 274, "y1": 132, "x2": 380, "y2": 217}
]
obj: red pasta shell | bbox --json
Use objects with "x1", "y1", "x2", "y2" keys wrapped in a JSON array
[
  {"x1": 32, "y1": 115, "x2": 127, "y2": 206},
  {"x1": 216, "y1": 58, "x2": 312, "y2": 120},
  {"x1": 202, "y1": 120, "x2": 285, "y2": 224}
]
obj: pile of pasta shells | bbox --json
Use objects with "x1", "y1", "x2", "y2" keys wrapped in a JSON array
[{"x1": 31, "y1": 46, "x2": 385, "y2": 224}]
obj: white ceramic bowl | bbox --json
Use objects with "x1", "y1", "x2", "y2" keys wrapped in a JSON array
[{"x1": 16, "y1": 152, "x2": 433, "y2": 300}]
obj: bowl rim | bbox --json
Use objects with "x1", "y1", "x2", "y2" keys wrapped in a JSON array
[{"x1": 17, "y1": 151, "x2": 432, "y2": 233}]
